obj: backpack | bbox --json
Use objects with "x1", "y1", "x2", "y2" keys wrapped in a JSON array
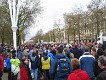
[
  {"x1": 11, "y1": 64, "x2": 19, "y2": 75},
  {"x1": 11, "y1": 58, "x2": 20, "y2": 75},
  {"x1": 56, "y1": 57, "x2": 70, "y2": 78},
  {"x1": 41, "y1": 57, "x2": 50, "y2": 69}
]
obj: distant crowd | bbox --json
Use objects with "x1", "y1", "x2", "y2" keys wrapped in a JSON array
[{"x1": 0, "y1": 41, "x2": 106, "y2": 80}]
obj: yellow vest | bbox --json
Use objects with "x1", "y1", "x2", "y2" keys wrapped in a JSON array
[{"x1": 41, "y1": 57, "x2": 50, "y2": 69}]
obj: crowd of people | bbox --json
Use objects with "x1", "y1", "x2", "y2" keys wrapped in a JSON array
[{"x1": 0, "y1": 41, "x2": 106, "y2": 80}]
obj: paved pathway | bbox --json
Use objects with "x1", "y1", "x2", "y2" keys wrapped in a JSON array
[{"x1": 2, "y1": 73, "x2": 8, "y2": 80}]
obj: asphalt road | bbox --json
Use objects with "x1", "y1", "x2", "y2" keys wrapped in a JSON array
[
  {"x1": 2, "y1": 73, "x2": 20, "y2": 80},
  {"x1": 2, "y1": 73, "x2": 8, "y2": 80}
]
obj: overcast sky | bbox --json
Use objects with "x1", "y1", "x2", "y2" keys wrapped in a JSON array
[{"x1": 25, "y1": 0, "x2": 91, "y2": 41}]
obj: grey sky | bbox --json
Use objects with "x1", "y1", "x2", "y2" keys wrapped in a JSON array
[{"x1": 25, "y1": 0, "x2": 91, "y2": 41}]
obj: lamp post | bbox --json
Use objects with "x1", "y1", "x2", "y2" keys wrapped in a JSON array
[
  {"x1": 64, "y1": 25, "x2": 66, "y2": 43},
  {"x1": 8, "y1": 0, "x2": 20, "y2": 50}
]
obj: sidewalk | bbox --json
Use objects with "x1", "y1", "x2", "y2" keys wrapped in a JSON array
[
  {"x1": 2, "y1": 73, "x2": 20, "y2": 80},
  {"x1": 2, "y1": 73, "x2": 8, "y2": 80}
]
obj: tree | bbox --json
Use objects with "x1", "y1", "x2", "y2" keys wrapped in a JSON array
[
  {"x1": 35, "y1": 29, "x2": 43, "y2": 43},
  {"x1": 87, "y1": 0, "x2": 105, "y2": 38},
  {"x1": 17, "y1": 0, "x2": 42, "y2": 45},
  {"x1": 53, "y1": 20, "x2": 63, "y2": 43},
  {"x1": 0, "y1": 1, "x2": 12, "y2": 45},
  {"x1": 0, "y1": 0, "x2": 42, "y2": 45}
]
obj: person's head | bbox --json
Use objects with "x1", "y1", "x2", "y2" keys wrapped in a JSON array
[
  {"x1": 22, "y1": 56, "x2": 29, "y2": 65},
  {"x1": 84, "y1": 46, "x2": 90, "y2": 52},
  {"x1": 97, "y1": 48, "x2": 103, "y2": 56},
  {"x1": 23, "y1": 49, "x2": 29, "y2": 56},
  {"x1": 33, "y1": 48, "x2": 37, "y2": 53},
  {"x1": 56, "y1": 47, "x2": 63, "y2": 53},
  {"x1": 71, "y1": 58, "x2": 80, "y2": 70},
  {"x1": 7, "y1": 49, "x2": 11, "y2": 53},
  {"x1": 98, "y1": 55, "x2": 106, "y2": 69},
  {"x1": 12, "y1": 53, "x2": 16, "y2": 59},
  {"x1": 32, "y1": 51, "x2": 36, "y2": 57},
  {"x1": 43, "y1": 52, "x2": 48, "y2": 56},
  {"x1": 38, "y1": 49, "x2": 42, "y2": 55},
  {"x1": 12, "y1": 50, "x2": 16, "y2": 54},
  {"x1": 92, "y1": 47, "x2": 96, "y2": 52},
  {"x1": 7, "y1": 52, "x2": 11, "y2": 57},
  {"x1": 70, "y1": 53, "x2": 74, "y2": 58}
]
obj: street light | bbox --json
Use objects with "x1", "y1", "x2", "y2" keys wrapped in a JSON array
[
  {"x1": 8, "y1": 0, "x2": 20, "y2": 50},
  {"x1": 63, "y1": 25, "x2": 66, "y2": 43}
]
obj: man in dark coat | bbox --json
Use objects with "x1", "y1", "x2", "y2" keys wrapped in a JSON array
[
  {"x1": 49, "y1": 47, "x2": 71, "y2": 80},
  {"x1": 97, "y1": 55, "x2": 106, "y2": 80},
  {"x1": 71, "y1": 46, "x2": 82, "y2": 59}
]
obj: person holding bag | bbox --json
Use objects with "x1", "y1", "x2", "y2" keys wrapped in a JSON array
[{"x1": 11, "y1": 53, "x2": 20, "y2": 80}]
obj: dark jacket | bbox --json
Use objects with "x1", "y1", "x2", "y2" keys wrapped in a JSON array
[
  {"x1": 30, "y1": 54, "x2": 39, "y2": 69},
  {"x1": 49, "y1": 53, "x2": 71, "y2": 80},
  {"x1": 96, "y1": 68, "x2": 106, "y2": 80},
  {"x1": 68, "y1": 69, "x2": 90, "y2": 80},
  {"x1": 71, "y1": 47, "x2": 82, "y2": 59},
  {"x1": 20, "y1": 63, "x2": 32, "y2": 80}
]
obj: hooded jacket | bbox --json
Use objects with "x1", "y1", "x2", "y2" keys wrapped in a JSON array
[
  {"x1": 30, "y1": 54, "x2": 39, "y2": 69},
  {"x1": 49, "y1": 53, "x2": 71, "y2": 80},
  {"x1": 0, "y1": 54, "x2": 3, "y2": 71},
  {"x1": 96, "y1": 68, "x2": 106, "y2": 80},
  {"x1": 20, "y1": 63, "x2": 32, "y2": 80},
  {"x1": 68, "y1": 69, "x2": 90, "y2": 80}
]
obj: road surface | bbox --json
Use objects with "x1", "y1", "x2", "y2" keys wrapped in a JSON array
[{"x1": 2, "y1": 73, "x2": 8, "y2": 80}]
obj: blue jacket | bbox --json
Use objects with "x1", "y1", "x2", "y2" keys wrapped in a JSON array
[
  {"x1": 17, "y1": 50, "x2": 23, "y2": 60},
  {"x1": 48, "y1": 52, "x2": 54, "y2": 61},
  {"x1": 49, "y1": 53, "x2": 71, "y2": 80},
  {"x1": 79, "y1": 52, "x2": 95, "y2": 78},
  {"x1": 29, "y1": 50, "x2": 34, "y2": 57},
  {"x1": 5, "y1": 57, "x2": 11, "y2": 69}
]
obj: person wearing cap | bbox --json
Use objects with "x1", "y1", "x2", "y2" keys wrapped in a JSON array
[
  {"x1": 96, "y1": 55, "x2": 106, "y2": 80},
  {"x1": 20, "y1": 56, "x2": 32, "y2": 80}
]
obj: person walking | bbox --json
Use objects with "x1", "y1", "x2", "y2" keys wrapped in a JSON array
[
  {"x1": 20, "y1": 56, "x2": 32, "y2": 80},
  {"x1": 5, "y1": 53, "x2": 11, "y2": 80},
  {"x1": 49, "y1": 47, "x2": 71, "y2": 80},
  {"x1": 30, "y1": 51, "x2": 39, "y2": 80},
  {"x1": 0, "y1": 51, "x2": 3, "y2": 80},
  {"x1": 68, "y1": 58, "x2": 90, "y2": 80},
  {"x1": 79, "y1": 46, "x2": 95, "y2": 80},
  {"x1": 41, "y1": 52, "x2": 50, "y2": 80},
  {"x1": 11, "y1": 53, "x2": 20, "y2": 80},
  {"x1": 71, "y1": 45, "x2": 82, "y2": 59},
  {"x1": 96, "y1": 55, "x2": 106, "y2": 80}
]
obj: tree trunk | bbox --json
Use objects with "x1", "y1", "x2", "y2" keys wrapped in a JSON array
[
  {"x1": 17, "y1": 26, "x2": 21, "y2": 46},
  {"x1": 1, "y1": 28, "x2": 5, "y2": 47}
]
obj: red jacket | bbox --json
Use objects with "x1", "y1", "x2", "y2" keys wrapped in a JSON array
[
  {"x1": 68, "y1": 69, "x2": 90, "y2": 80},
  {"x1": 0, "y1": 54, "x2": 3, "y2": 71},
  {"x1": 20, "y1": 64, "x2": 32, "y2": 80}
]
